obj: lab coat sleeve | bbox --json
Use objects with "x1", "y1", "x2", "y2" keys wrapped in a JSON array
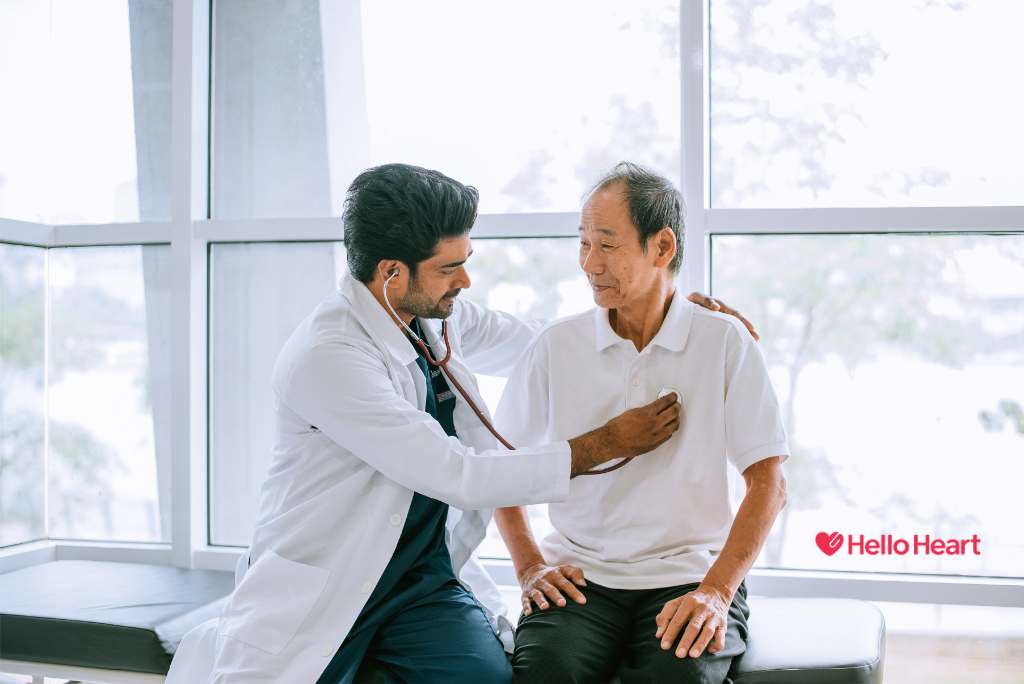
[
  {"x1": 277, "y1": 337, "x2": 571, "y2": 510},
  {"x1": 723, "y1": 321, "x2": 790, "y2": 474},
  {"x1": 493, "y1": 334, "x2": 552, "y2": 448},
  {"x1": 452, "y1": 297, "x2": 544, "y2": 377}
]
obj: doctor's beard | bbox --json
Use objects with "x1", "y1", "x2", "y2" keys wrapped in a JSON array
[{"x1": 397, "y1": 275, "x2": 461, "y2": 320}]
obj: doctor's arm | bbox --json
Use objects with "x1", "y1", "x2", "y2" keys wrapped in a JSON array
[
  {"x1": 452, "y1": 297, "x2": 541, "y2": 376},
  {"x1": 279, "y1": 339, "x2": 678, "y2": 511}
]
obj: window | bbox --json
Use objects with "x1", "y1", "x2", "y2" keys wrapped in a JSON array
[
  {"x1": 710, "y1": 0, "x2": 1024, "y2": 208},
  {"x1": 711, "y1": 233, "x2": 1024, "y2": 576},
  {"x1": 0, "y1": 0, "x2": 172, "y2": 224},
  {"x1": 208, "y1": 241, "x2": 345, "y2": 546},
  {"x1": 211, "y1": 0, "x2": 679, "y2": 218},
  {"x1": 47, "y1": 245, "x2": 172, "y2": 542},
  {"x1": 0, "y1": 0, "x2": 1018, "y2": 637},
  {"x1": 0, "y1": 243, "x2": 46, "y2": 547}
]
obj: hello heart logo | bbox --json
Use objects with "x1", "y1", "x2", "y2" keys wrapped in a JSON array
[
  {"x1": 814, "y1": 531, "x2": 982, "y2": 556},
  {"x1": 815, "y1": 531, "x2": 844, "y2": 556}
]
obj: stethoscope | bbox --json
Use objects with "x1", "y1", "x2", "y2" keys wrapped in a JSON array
[{"x1": 382, "y1": 269, "x2": 630, "y2": 476}]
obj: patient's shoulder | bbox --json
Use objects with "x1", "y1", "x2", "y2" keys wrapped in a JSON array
[{"x1": 690, "y1": 304, "x2": 754, "y2": 346}]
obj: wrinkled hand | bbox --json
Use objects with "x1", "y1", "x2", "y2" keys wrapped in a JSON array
[
  {"x1": 655, "y1": 586, "x2": 730, "y2": 659},
  {"x1": 687, "y1": 292, "x2": 759, "y2": 341},
  {"x1": 519, "y1": 562, "x2": 587, "y2": 616}
]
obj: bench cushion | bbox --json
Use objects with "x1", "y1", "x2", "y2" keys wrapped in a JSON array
[
  {"x1": 734, "y1": 597, "x2": 885, "y2": 683},
  {"x1": 0, "y1": 560, "x2": 233, "y2": 674}
]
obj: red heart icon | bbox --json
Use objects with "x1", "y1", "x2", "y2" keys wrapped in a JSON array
[{"x1": 815, "y1": 531, "x2": 843, "y2": 556}]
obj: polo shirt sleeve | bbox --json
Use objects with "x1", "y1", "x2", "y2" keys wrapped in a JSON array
[
  {"x1": 723, "y1": 322, "x2": 790, "y2": 474},
  {"x1": 493, "y1": 334, "x2": 552, "y2": 449}
]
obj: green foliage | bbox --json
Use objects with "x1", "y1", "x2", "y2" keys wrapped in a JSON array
[{"x1": 979, "y1": 400, "x2": 1024, "y2": 436}]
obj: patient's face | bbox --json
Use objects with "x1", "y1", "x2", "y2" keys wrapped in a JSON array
[{"x1": 578, "y1": 183, "x2": 664, "y2": 310}]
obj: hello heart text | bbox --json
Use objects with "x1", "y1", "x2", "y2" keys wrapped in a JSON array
[{"x1": 815, "y1": 532, "x2": 982, "y2": 556}]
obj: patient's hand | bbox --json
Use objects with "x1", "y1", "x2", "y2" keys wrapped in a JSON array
[
  {"x1": 518, "y1": 562, "x2": 588, "y2": 616},
  {"x1": 654, "y1": 585, "x2": 730, "y2": 659},
  {"x1": 687, "y1": 292, "x2": 759, "y2": 341}
]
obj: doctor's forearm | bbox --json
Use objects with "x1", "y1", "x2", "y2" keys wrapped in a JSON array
[
  {"x1": 700, "y1": 476, "x2": 787, "y2": 602},
  {"x1": 567, "y1": 426, "x2": 619, "y2": 476},
  {"x1": 495, "y1": 506, "x2": 546, "y2": 580}
]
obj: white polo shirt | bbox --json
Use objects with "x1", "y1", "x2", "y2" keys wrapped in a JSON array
[{"x1": 494, "y1": 292, "x2": 789, "y2": 589}]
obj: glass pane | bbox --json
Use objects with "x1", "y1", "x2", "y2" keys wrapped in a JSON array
[
  {"x1": 711, "y1": 233, "x2": 1024, "y2": 576},
  {"x1": 0, "y1": 243, "x2": 46, "y2": 547},
  {"x1": 0, "y1": 0, "x2": 172, "y2": 223},
  {"x1": 212, "y1": 0, "x2": 679, "y2": 218},
  {"x1": 209, "y1": 242, "x2": 344, "y2": 546},
  {"x1": 710, "y1": 1, "x2": 1024, "y2": 208},
  {"x1": 879, "y1": 602, "x2": 1024, "y2": 683},
  {"x1": 47, "y1": 245, "x2": 172, "y2": 542}
]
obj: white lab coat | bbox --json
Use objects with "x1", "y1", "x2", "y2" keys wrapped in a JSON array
[{"x1": 167, "y1": 273, "x2": 572, "y2": 683}]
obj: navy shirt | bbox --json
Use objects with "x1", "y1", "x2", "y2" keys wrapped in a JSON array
[{"x1": 318, "y1": 320, "x2": 461, "y2": 683}]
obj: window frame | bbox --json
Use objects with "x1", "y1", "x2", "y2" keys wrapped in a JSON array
[{"x1": 1, "y1": 0, "x2": 1022, "y2": 610}]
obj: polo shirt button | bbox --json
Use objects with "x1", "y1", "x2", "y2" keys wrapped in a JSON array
[
  {"x1": 390, "y1": 514, "x2": 402, "y2": 526},
  {"x1": 361, "y1": 580, "x2": 373, "y2": 593},
  {"x1": 632, "y1": 378, "x2": 640, "y2": 387}
]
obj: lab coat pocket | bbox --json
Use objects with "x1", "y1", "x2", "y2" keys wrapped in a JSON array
[{"x1": 218, "y1": 549, "x2": 330, "y2": 655}]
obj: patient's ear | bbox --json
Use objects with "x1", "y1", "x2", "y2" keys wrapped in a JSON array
[{"x1": 651, "y1": 226, "x2": 677, "y2": 268}]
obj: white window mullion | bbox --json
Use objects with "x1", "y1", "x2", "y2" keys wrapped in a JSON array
[
  {"x1": 706, "y1": 206, "x2": 1024, "y2": 235},
  {"x1": 681, "y1": 0, "x2": 709, "y2": 295},
  {"x1": 169, "y1": 0, "x2": 210, "y2": 569},
  {"x1": 49, "y1": 222, "x2": 173, "y2": 246},
  {"x1": 196, "y1": 212, "x2": 584, "y2": 244},
  {"x1": 0, "y1": 218, "x2": 52, "y2": 247}
]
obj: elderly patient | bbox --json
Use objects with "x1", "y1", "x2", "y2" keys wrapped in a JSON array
[{"x1": 494, "y1": 162, "x2": 790, "y2": 684}]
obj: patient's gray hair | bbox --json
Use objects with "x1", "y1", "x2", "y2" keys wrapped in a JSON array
[{"x1": 585, "y1": 162, "x2": 685, "y2": 273}]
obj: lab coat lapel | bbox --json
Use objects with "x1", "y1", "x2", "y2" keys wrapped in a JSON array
[
  {"x1": 339, "y1": 273, "x2": 426, "y2": 409},
  {"x1": 338, "y1": 273, "x2": 418, "y2": 368}
]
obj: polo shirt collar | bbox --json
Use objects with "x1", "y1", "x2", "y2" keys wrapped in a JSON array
[
  {"x1": 593, "y1": 289, "x2": 695, "y2": 353},
  {"x1": 339, "y1": 271, "x2": 419, "y2": 367}
]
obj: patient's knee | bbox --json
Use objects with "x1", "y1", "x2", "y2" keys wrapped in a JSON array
[
  {"x1": 513, "y1": 657, "x2": 583, "y2": 684},
  {"x1": 513, "y1": 643, "x2": 607, "y2": 684}
]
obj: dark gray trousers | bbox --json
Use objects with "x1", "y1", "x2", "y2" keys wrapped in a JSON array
[{"x1": 512, "y1": 580, "x2": 749, "y2": 684}]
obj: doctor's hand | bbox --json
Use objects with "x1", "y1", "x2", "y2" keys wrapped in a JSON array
[
  {"x1": 568, "y1": 393, "x2": 680, "y2": 475},
  {"x1": 605, "y1": 393, "x2": 681, "y2": 459},
  {"x1": 518, "y1": 562, "x2": 588, "y2": 616},
  {"x1": 687, "y1": 292, "x2": 759, "y2": 341},
  {"x1": 655, "y1": 585, "x2": 730, "y2": 659}
]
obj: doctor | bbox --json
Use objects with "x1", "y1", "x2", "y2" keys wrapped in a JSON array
[{"x1": 167, "y1": 163, "x2": 686, "y2": 683}]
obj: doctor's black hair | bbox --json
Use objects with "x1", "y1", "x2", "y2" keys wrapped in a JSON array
[
  {"x1": 585, "y1": 162, "x2": 685, "y2": 273},
  {"x1": 342, "y1": 163, "x2": 480, "y2": 283}
]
